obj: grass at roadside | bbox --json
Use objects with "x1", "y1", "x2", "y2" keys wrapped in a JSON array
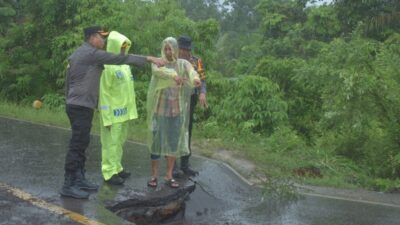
[
  {"x1": 1, "y1": 100, "x2": 399, "y2": 193},
  {"x1": 0, "y1": 100, "x2": 148, "y2": 142},
  {"x1": 0, "y1": 101, "x2": 70, "y2": 128}
]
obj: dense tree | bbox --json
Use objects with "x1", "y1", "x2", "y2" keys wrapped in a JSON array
[
  {"x1": 0, "y1": 0, "x2": 17, "y2": 34},
  {"x1": 177, "y1": 0, "x2": 221, "y2": 21},
  {"x1": 333, "y1": 0, "x2": 400, "y2": 40},
  {"x1": 0, "y1": 0, "x2": 218, "y2": 103}
]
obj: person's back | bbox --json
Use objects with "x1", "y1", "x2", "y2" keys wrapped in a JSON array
[{"x1": 66, "y1": 42, "x2": 105, "y2": 109}]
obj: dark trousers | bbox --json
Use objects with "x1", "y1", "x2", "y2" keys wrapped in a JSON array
[
  {"x1": 64, "y1": 104, "x2": 94, "y2": 175},
  {"x1": 181, "y1": 93, "x2": 198, "y2": 169}
]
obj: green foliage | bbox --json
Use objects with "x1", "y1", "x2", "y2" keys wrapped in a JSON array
[
  {"x1": 253, "y1": 56, "x2": 302, "y2": 92},
  {"x1": 216, "y1": 31, "x2": 265, "y2": 77},
  {"x1": 264, "y1": 126, "x2": 306, "y2": 154},
  {"x1": 257, "y1": 0, "x2": 307, "y2": 39},
  {"x1": 333, "y1": 0, "x2": 400, "y2": 40},
  {"x1": 367, "y1": 178, "x2": 400, "y2": 192},
  {"x1": 177, "y1": 0, "x2": 222, "y2": 21},
  {"x1": 304, "y1": 5, "x2": 341, "y2": 41},
  {"x1": 193, "y1": 19, "x2": 220, "y2": 68},
  {"x1": 0, "y1": 0, "x2": 17, "y2": 34},
  {"x1": 221, "y1": 0, "x2": 260, "y2": 32},
  {"x1": 42, "y1": 93, "x2": 65, "y2": 110},
  {"x1": 308, "y1": 36, "x2": 400, "y2": 179},
  {"x1": 214, "y1": 75, "x2": 288, "y2": 134},
  {"x1": 132, "y1": 80, "x2": 149, "y2": 119},
  {"x1": 0, "y1": 0, "x2": 218, "y2": 101}
]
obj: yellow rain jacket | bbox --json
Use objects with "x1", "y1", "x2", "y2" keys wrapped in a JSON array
[
  {"x1": 99, "y1": 31, "x2": 138, "y2": 126},
  {"x1": 99, "y1": 31, "x2": 137, "y2": 180}
]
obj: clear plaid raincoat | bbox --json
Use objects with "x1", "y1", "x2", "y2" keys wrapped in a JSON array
[{"x1": 147, "y1": 37, "x2": 200, "y2": 157}]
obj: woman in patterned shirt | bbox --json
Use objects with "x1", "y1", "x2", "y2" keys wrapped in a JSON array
[{"x1": 146, "y1": 37, "x2": 200, "y2": 188}]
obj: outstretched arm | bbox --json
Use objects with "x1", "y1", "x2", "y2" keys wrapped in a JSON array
[
  {"x1": 151, "y1": 64, "x2": 178, "y2": 79},
  {"x1": 151, "y1": 64, "x2": 185, "y2": 85},
  {"x1": 147, "y1": 56, "x2": 167, "y2": 67},
  {"x1": 92, "y1": 49, "x2": 166, "y2": 67}
]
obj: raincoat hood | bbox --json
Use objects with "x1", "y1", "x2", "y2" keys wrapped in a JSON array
[
  {"x1": 161, "y1": 37, "x2": 179, "y2": 62},
  {"x1": 106, "y1": 31, "x2": 132, "y2": 54}
]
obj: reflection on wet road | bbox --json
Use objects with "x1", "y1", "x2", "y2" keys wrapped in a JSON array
[{"x1": 0, "y1": 116, "x2": 399, "y2": 225}]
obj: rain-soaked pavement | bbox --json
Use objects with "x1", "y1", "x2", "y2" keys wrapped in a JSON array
[{"x1": 1, "y1": 116, "x2": 400, "y2": 225}]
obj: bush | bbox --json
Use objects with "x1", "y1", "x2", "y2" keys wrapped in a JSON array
[
  {"x1": 213, "y1": 75, "x2": 288, "y2": 134},
  {"x1": 132, "y1": 80, "x2": 149, "y2": 119},
  {"x1": 42, "y1": 93, "x2": 65, "y2": 110},
  {"x1": 264, "y1": 126, "x2": 305, "y2": 154}
]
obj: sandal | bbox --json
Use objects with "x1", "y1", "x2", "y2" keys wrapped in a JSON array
[
  {"x1": 165, "y1": 178, "x2": 179, "y2": 188},
  {"x1": 147, "y1": 177, "x2": 158, "y2": 187}
]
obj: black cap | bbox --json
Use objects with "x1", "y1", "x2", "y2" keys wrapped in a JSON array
[
  {"x1": 83, "y1": 26, "x2": 109, "y2": 39},
  {"x1": 178, "y1": 36, "x2": 192, "y2": 50}
]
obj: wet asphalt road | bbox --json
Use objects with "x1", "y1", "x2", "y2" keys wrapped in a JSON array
[{"x1": 0, "y1": 116, "x2": 400, "y2": 225}]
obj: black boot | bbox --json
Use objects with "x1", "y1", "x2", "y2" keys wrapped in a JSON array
[
  {"x1": 182, "y1": 167, "x2": 199, "y2": 176},
  {"x1": 60, "y1": 173, "x2": 89, "y2": 199},
  {"x1": 173, "y1": 162, "x2": 184, "y2": 178},
  {"x1": 75, "y1": 169, "x2": 99, "y2": 191},
  {"x1": 181, "y1": 156, "x2": 199, "y2": 177},
  {"x1": 118, "y1": 170, "x2": 131, "y2": 179},
  {"x1": 105, "y1": 174, "x2": 124, "y2": 185}
]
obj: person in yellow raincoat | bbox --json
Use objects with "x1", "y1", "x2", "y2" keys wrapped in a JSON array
[
  {"x1": 99, "y1": 31, "x2": 138, "y2": 185},
  {"x1": 146, "y1": 37, "x2": 200, "y2": 188}
]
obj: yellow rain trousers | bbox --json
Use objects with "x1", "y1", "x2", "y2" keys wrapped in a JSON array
[
  {"x1": 99, "y1": 31, "x2": 137, "y2": 180},
  {"x1": 100, "y1": 120, "x2": 128, "y2": 180}
]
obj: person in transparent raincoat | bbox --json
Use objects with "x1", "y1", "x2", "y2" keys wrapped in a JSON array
[
  {"x1": 99, "y1": 31, "x2": 137, "y2": 185},
  {"x1": 146, "y1": 37, "x2": 200, "y2": 188}
]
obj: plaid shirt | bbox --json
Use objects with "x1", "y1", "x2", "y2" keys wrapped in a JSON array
[{"x1": 156, "y1": 86, "x2": 180, "y2": 117}]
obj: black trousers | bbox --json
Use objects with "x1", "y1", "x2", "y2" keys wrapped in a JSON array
[
  {"x1": 181, "y1": 93, "x2": 198, "y2": 169},
  {"x1": 64, "y1": 104, "x2": 94, "y2": 174}
]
